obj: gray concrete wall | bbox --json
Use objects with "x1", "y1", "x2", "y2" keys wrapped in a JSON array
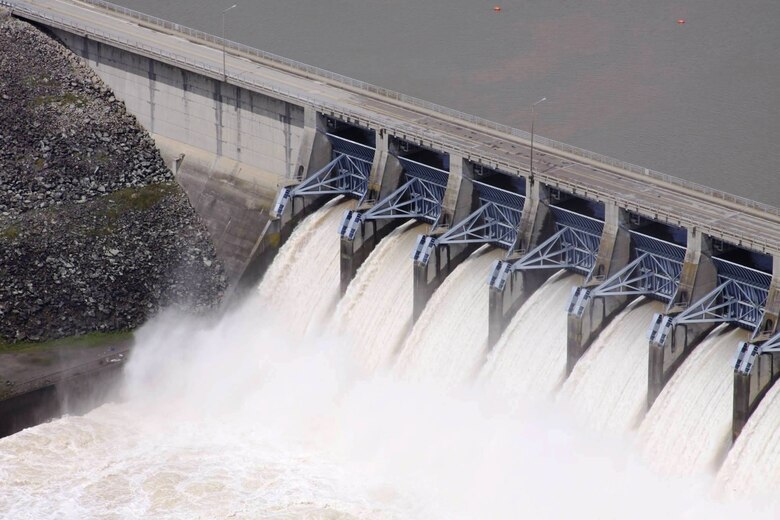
[
  {"x1": 53, "y1": 31, "x2": 304, "y2": 179},
  {"x1": 239, "y1": 111, "x2": 333, "y2": 290},
  {"x1": 648, "y1": 229, "x2": 718, "y2": 407},
  {"x1": 487, "y1": 179, "x2": 554, "y2": 348},
  {"x1": 412, "y1": 155, "x2": 477, "y2": 321},
  {"x1": 733, "y1": 256, "x2": 780, "y2": 439},
  {"x1": 156, "y1": 134, "x2": 274, "y2": 284},
  {"x1": 566, "y1": 204, "x2": 633, "y2": 374},
  {"x1": 51, "y1": 30, "x2": 310, "y2": 287}
]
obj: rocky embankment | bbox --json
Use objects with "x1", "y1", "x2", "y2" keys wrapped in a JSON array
[{"x1": 0, "y1": 11, "x2": 227, "y2": 342}]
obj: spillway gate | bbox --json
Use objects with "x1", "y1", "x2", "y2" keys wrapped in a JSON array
[
  {"x1": 272, "y1": 133, "x2": 375, "y2": 218},
  {"x1": 488, "y1": 205, "x2": 603, "y2": 291},
  {"x1": 412, "y1": 180, "x2": 525, "y2": 265},
  {"x1": 649, "y1": 258, "x2": 771, "y2": 347},
  {"x1": 339, "y1": 157, "x2": 449, "y2": 240},
  {"x1": 568, "y1": 231, "x2": 685, "y2": 317}
]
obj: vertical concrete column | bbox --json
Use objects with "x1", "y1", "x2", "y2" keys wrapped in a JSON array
[
  {"x1": 755, "y1": 256, "x2": 780, "y2": 339},
  {"x1": 733, "y1": 256, "x2": 780, "y2": 440},
  {"x1": 487, "y1": 179, "x2": 554, "y2": 348},
  {"x1": 237, "y1": 107, "x2": 331, "y2": 289},
  {"x1": 648, "y1": 228, "x2": 718, "y2": 408},
  {"x1": 340, "y1": 129, "x2": 404, "y2": 294},
  {"x1": 412, "y1": 155, "x2": 476, "y2": 321},
  {"x1": 292, "y1": 107, "x2": 331, "y2": 183},
  {"x1": 566, "y1": 203, "x2": 632, "y2": 374}
]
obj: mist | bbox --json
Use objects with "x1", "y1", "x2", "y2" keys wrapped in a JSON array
[{"x1": 1, "y1": 291, "x2": 773, "y2": 518}]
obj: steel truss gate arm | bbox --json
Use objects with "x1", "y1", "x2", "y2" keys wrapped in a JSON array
[
  {"x1": 272, "y1": 153, "x2": 371, "y2": 218},
  {"x1": 734, "y1": 330, "x2": 780, "y2": 375},
  {"x1": 488, "y1": 225, "x2": 601, "y2": 290},
  {"x1": 411, "y1": 201, "x2": 520, "y2": 264},
  {"x1": 568, "y1": 252, "x2": 683, "y2": 316},
  {"x1": 649, "y1": 279, "x2": 769, "y2": 347},
  {"x1": 339, "y1": 176, "x2": 446, "y2": 240}
]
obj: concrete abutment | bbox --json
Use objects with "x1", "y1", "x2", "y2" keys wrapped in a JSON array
[
  {"x1": 49, "y1": 28, "x2": 315, "y2": 290},
  {"x1": 239, "y1": 109, "x2": 332, "y2": 289}
]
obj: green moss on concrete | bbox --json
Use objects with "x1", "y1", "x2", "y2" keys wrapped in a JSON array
[{"x1": 0, "y1": 330, "x2": 133, "y2": 354}]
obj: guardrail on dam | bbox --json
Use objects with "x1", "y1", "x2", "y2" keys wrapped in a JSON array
[{"x1": 6, "y1": 0, "x2": 780, "y2": 440}]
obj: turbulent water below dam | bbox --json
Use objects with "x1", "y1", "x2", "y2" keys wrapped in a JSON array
[{"x1": 2, "y1": 207, "x2": 780, "y2": 518}]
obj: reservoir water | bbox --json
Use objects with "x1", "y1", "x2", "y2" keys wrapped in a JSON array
[{"x1": 107, "y1": 0, "x2": 780, "y2": 205}]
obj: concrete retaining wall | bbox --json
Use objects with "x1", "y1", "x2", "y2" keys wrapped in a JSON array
[{"x1": 50, "y1": 30, "x2": 309, "y2": 284}]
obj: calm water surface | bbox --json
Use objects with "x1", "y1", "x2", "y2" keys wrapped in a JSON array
[{"x1": 111, "y1": 0, "x2": 780, "y2": 206}]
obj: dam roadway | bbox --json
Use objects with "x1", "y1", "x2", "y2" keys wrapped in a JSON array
[{"x1": 5, "y1": 0, "x2": 780, "y2": 254}]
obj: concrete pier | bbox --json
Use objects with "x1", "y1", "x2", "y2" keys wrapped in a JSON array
[
  {"x1": 237, "y1": 110, "x2": 332, "y2": 289},
  {"x1": 566, "y1": 204, "x2": 632, "y2": 374},
  {"x1": 339, "y1": 131, "x2": 404, "y2": 294},
  {"x1": 487, "y1": 180, "x2": 554, "y2": 348},
  {"x1": 647, "y1": 230, "x2": 718, "y2": 407},
  {"x1": 733, "y1": 257, "x2": 780, "y2": 439},
  {"x1": 412, "y1": 156, "x2": 476, "y2": 320}
]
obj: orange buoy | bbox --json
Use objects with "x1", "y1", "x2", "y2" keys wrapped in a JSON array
[
  {"x1": 677, "y1": 18, "x2": 686, "y2": 24},
  {"x1": 493, "y1": 5, "x2": 502, "y2": 12}
]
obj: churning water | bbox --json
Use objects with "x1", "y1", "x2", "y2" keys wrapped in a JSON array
[
  {"x1": 257, "y1": 198, "x2": 353, "y2": 339},
  {"x1": 638, "y1": 327, "x2": 747, "y2": 477},
  {"x1": 718, "y1": 376, "x2": 780, "y2": 504},
  {"x1": 558, "y1": 298, "x2": 665, "y2": 435},
  {"x1": 479, "y1": 271, "x2": 582, "y2": 406},
  {"x1": 393, "y1": 247, "x2": 504, "y2": 389},
  {"x1": 333, "y1": 221, "x2": 428, "y2": 374},
  {"x1": 1, "y1": 207, "x2": 778, "y2": 517}
]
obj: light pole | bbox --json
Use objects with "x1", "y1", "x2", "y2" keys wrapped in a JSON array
[
  {"x1": 529, "y1": 97, "x2": 546, "y2": 176},
  {"x1": 222, "y1": 4, "x2": 237, "y2": 82}
]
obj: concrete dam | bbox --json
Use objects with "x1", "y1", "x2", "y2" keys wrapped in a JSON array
[{"x1": 4, "y1": 0, "x2": 780, "y2": 514}]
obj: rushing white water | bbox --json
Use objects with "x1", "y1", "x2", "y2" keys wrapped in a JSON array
[
  {"x1": 2, "y1": 204, "x2": 779, "y2": 517},
  {"x1": 332, "y1": 221, "x2": 428, "y2": 374},
  {"x1": 256, "y1": 198, "x2": 352, "y2": 339},
  {"x1": 0, "y1": 298, "x2": 765, "y2": 519},
  {"x1": 637, "y1": 327, "x2": 747, "y2": 477},
  {"x1": 558, "y1": 299, "x2": 664, "y2": 435},
  {"x1": 718, "y1": 376, "x2": 780, "y2": 506},
  {"x1": 479, "y1": 271, "x2": 582, "y2": 406},
  {"x1": 393, "y1": 247, "x2": 504, "y2": 390}
]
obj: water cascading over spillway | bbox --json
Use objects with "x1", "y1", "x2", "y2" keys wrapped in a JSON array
[
  {"x1": 558, "y1": 299, "x2": 665, "y2": 435},
  {"x1": 332, "y1": 221, "x2": 428, "y2": 374},
  {"x1": 3, "y1": 198, "x2": 780, "y2": 516},
  {"x1": 257, "y1": 199, "x2": 353, "y2": 339},
  {"x1": 718, "y1": 379, "x2": 780, "y2": 503},
  {"x1": 393, "y1": 247, "x2": 505, "y2": 389},
  {"x1": 638, "y1": 327, "x2": 747, "y2": 477},
  {"x1": 479, "y1": 271, "x2": 582, "y2": 406}
]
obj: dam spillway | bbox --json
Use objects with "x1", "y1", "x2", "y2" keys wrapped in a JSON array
[
  {"x1": 3, "y1": 202, "x2": 780, "y2": 516},
  {"x1": 3, "y1": 0, "x2": 780, "y2": 515},
  {"x1": 558, "y1": 298, "x2": 664, "y2": 435}
]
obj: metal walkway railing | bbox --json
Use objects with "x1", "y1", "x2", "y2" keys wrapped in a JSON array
[{"x1": 5, "y1": 0, "x2": 777, "y2": 220}]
